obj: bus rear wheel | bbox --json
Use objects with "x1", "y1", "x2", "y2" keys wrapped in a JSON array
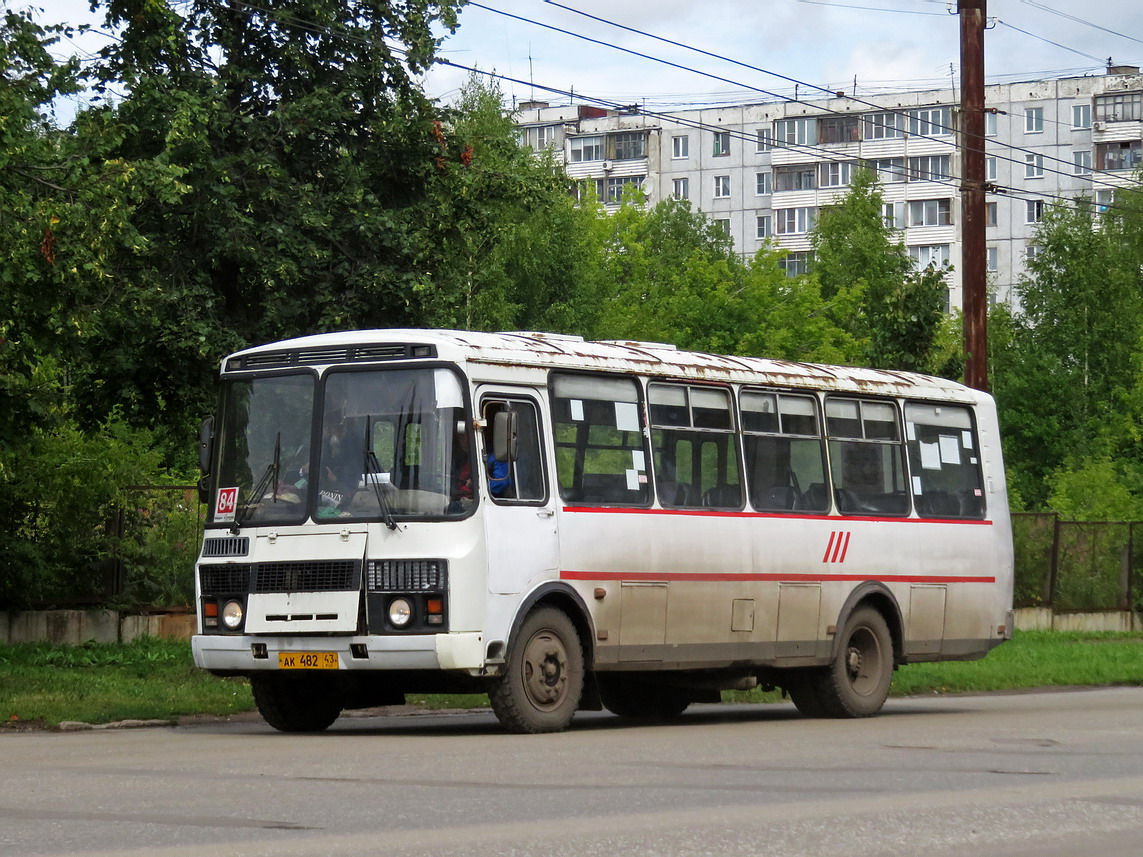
[
  {"x1": 808, "y1": 606, "x2": 894, "y2": 718},
  {"x1": 251, "y1": 673, "x2": 343, "y2": 733},
  {"x1": 598, "y1": 675, "x2": 691, "y2": 720},
  {"x1": 490, "y1": 607, "x2": 584, "y2": 734}
]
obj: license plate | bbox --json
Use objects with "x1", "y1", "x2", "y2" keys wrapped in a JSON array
[{"x1": 278, "y1": 651, "x2": 339, "y2": 670}]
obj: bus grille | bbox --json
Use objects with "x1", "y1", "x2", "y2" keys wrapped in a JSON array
[
  {"x1": 201, "y1": 537, "x2": 250, "y2": 558},
  {"x1": 366, "y1": 559, "x2": 448, "y2": 592},
  {"x1": 253, "y1": 561, "x2": 359, "y2": 593},
  {"x1": 199, "y1": 564, "x2": 252, "y2": 594}
]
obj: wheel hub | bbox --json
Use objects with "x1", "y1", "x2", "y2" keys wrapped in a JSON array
[{"x1": 522, "y1": 632, "x2": 567, "y2": 709}]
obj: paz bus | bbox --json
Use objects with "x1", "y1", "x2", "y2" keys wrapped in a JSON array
[{"x1": 192, "y1": 329, "x2": 1014, "y2": 733}]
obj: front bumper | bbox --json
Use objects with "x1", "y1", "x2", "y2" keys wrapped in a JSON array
[{"x1": 192, "y1": 631, "x2": 485, "y2": 673}]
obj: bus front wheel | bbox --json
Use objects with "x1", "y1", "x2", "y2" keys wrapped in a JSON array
[
  {"x1": 809, "y1": 606, "x2": 894, "y2": 718},
  {"x1": 251, "y1": 673, "x2": 343, "y2": 733},
  {"x1": 490, "y1": 606, "x2": 584, "y2": 734}
]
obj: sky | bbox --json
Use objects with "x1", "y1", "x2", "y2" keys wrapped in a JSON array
[{"x1": 30, "y1": 0, "x2": 1143, "y2": 117}]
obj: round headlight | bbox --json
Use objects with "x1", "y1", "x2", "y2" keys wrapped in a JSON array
[
  {"x1": 388, "y1": 597, "x2": 413, "y2": 627},
  {"x1": 221, "y1": 600, "x2": 244, "y2": 630}
]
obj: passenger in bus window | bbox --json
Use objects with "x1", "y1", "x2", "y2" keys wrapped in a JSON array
[{"x1": 450, "y1": 428, "x2": 474, "y2": 509}]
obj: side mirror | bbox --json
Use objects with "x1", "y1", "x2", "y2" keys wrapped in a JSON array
[
  {"x1": 199, "y1": 416, "x2": 214, "y2": 475},
  {"x1": 492, "y1": 410, "x2": 518, "y2": 462}
]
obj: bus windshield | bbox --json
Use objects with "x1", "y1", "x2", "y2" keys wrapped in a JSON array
[
  {"x1": 316, "y1": 367, "x2": 471, "y2": 521},
  {"x1": 211, "y1": 366, "x2": 473, "y2": 526},
  {"x1": 213, "y1": 373, "x2": 315, "y2": 527}
]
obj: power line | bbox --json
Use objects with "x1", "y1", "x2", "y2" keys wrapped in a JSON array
[
  {"x1": 192, "y1": 0, "x2": 1143, "y2": 212},
  {"x1": 524, "y1": 0, "x2": 1142, "y2": 191},
  {"x1": 1019, "y1": 0, "x2": 1143, "y2": 48}
]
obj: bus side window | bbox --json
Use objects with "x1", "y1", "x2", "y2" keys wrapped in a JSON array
[
  {"x1": 482, "y1": 399, "x2": 547, "y2": 504},
  {"x1": 649, "y1": 383, "x2": 741, "y2": 509},
  {"x1": 905, "y1": 403, "x2": 986, "y2": 519},
  {"x1": 825, "y1": 398, "x2": 909, "y2": 516},
  {"x1": 741, "y1": 390, "x2": 828, "y2": 514},
  {"x1": 551, "y1": 374, "x2": 651, "y2": 506}
]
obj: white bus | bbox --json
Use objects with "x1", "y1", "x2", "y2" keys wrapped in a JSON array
[{"x1": 193, "y1": 329, "x2": 1014, "y2": 733}]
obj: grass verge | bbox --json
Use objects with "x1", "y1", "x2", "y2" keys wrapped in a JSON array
[{"x1": 2, "y1": 631, "x2": 1140, "y2": 729}]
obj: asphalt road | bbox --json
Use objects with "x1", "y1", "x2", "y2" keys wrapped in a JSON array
[{"x1": 3, "y1": 688, "x2": 1143, "y2": 857}]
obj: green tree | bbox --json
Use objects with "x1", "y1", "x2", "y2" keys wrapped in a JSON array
[
  {"x1": 992, "y1": 192, "x2": 1143, "y2": 509},
  {"x1": 810, "y1": 167, "x2": 950, "y2": 374},
  {"x1": 66, "y1": 0, "x2": 466, "y2": 443},
  {"x1": 588, "y1": 195, "x2": 858, "y2": 362},
  {"x1": 412, "y1": 74, "x2": 604, "y2": 334}
]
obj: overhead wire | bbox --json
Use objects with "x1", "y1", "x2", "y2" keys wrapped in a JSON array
[
  {"x1": 529, "y1": 0, "x2": 1143, "y2": 192},
  {"x1": 118, "y1": 0, "x2": 1143, "y2": 221}
]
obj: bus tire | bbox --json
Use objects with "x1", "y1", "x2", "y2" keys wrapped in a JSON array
[
  {"x1": 785, "y1": 669, "x2": 829, "y2": 718},
  {"x1": 812, "y1": 606, "x2": 894, "y2": 718},
  {"x1": 251, "y1": 673, "x2": 343, "y2": 733},
  {"x1": 490, "y1": 606, "x2": 584, "y2": 734},
  {"x1": 598, "y1": 675, "x2": 691, "y2": 719}
]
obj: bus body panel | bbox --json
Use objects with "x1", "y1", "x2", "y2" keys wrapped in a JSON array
[{"x1": 192, "y1": 329, "x2": 1015, "y2": 720}]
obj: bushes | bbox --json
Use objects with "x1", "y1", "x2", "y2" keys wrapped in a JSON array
[{"x1": 0, "y1": 415, "x2": 177, "y2": 609}]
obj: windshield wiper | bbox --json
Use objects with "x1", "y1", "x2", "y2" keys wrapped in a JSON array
[
  {"x1": 232, "y1": 432, "x2": 280, "y2": 533},
  {"x1": 363, "y1": 417, "x2": 399, "y2": 531}
]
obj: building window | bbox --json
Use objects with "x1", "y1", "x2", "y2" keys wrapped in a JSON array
[
  {"x1": 774, "y1": 164, "x2": 817, "y2": 191},
  {"x1": 530, "y1": 125, "x2": 560, "y2": 150},
  {"x1": 569, "y1": 135, "x2": 603, "y2": 163},
  {"x1": 611, "y1": 132, "x2": 646, "y2": 160},
  {"x1": 1073, "y1": 150, "x2": 1092, "y2": 175},
  {"x1": 986, "y1": 202, "x2": 998, "y2": 227},
  {"x1": 1026, "y1": 244, "x2": 1039, "y2": 264},
  {"x1": 1073, "y1": 103, "x2": 1092, "y2": 129},
  {"x1": 1025, "y1": 107, "x2": 1044, "y2": 133},
  {"x1": 985, "y1": 157, "x2": 997, "y2": 181},
  {"x1": 713, "y1": 131, "x2": 731, "y2": 156},
  {"x1": 908, "y1": 199, "x2": 952, "y2": 227},
  {"x1": 819, "y1": 115, "x2": 860, "y2": 144},
  {"x1": 756, "y1": 129, "x2": 773, "y2": 152},
  {"x1": 819, "y1": 161, "x2": 854, "y2": 187},
  {"x1": 779, "y1": 251, "x2": 812, "y2": 277},
  {"x1": 1096, "y1": 189, "x2": 1114, "y2": 212},
  {"x1": 671, "y1": 135, "x2": 689, "y2": 159},
  {"x1": 985, "y1": 111, "x2": 998, "y2": 136},
  {"x1": 714, "y1": 218, "x2": 731, "y2": 235},
  {"x1": 1095, "y1": 92, "x2": 1142, "y2": 122},
  {"x1": 907, "y1": 154, "x2": 951, "y2": 182},
  {"x1": 1096, "y1": 140, "x2": 1143, "y2": 171},
  {"x1": 910, "y1": 106, "x2": 952, "y2": 137},
  {"x1": 909, "y1": 244, "x2": 950, "y2": 269},
  {"x1": 756, "y1": 215, "x2": 772, "y2": 239},
  {"x1": 987, "y1": 246, "x2": 998, "y2": 271},
  {"x1": 672, "y1": 177, "x2": 690, "y2": 200},
  {"x1": 1024, "y1": 153, "x2": 1044, "y2": 178},
  {"x1": 1026, "y1": 199, "x2": 1045, "y2": 223},
  {"x1": 776, "y1": 207, "x2": 816, "y2": 234},
  {"x1": 867, "y1": 157, "x2": 906, "y2": 183},
  {"x1": 602, "y1": 175, "x2": 644, "y2": 204},
  {"x1": 863, "y1": 112, "x2": 905, "y2": 140},
  {"x1": 755, "y1": 171, "x2": 772, "y2": 195},
  {"x1": 882, "y1": 202, "x2": 905, "y2": 229},
  {"x1": 714, "y1": 175, "x2": 731, "y2": 198},
  {"x1": 774, "y1": 117, "x2": 816, "y2": 147}
]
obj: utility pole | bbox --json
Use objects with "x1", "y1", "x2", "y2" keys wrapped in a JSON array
[{"x1": 960, "y1": 0, "x2": 988, "y2": 391}]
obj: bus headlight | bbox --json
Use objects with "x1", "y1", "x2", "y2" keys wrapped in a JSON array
[
  {"x1": 388, "y1": 597, "x2": 413, "y2": 628},
  {"x1": 222, "y1": 600, "x2": 244, "y2": 630}
]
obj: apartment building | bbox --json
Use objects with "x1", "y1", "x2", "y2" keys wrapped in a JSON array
[{"x1": 515, "y1": 66, "x2": 1143, "y2": 309}]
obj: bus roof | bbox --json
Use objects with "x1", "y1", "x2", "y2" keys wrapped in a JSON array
[{"x1": 225, "y1": 329, "x2": 985, "y2": 404}]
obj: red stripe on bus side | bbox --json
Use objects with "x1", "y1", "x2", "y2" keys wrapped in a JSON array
[
  {"x1": 838, "y1": 531, "x2": 852, "y2": 563},
  {"x1": 822, "y1": 531, "x2": 837, "y2": 563},
  {"x1": 560, "y1": 506, "x2": 994, "y2": 526},
  {"x1": 560, "y1": 570, "x2": 997, "y2": 584}
]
